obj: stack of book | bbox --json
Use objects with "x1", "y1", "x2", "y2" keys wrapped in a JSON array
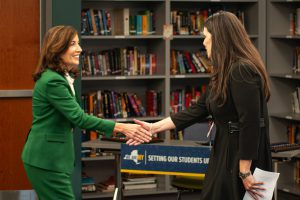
[
  {"x1": 123, "y1": 175, "x2": 157, "y2": 191},
  {"x1": 97, "y1": 176, "x2": 116, "y2": 193},
  {"x1": 82, "y1": 173, "x2": 97, "y2": 193}
]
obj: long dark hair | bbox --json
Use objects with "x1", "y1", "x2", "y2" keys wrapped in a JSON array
[
  {"x1": 33, "y1": 25, "x2": 80, "y2": 81},
  {"x1": 205, "y1": 11, "x2": 270, "y2": 105}
]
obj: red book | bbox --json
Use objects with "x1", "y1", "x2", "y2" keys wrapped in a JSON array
[
  {"x1": 184, "y1": 51, "x2": 197, "y2": 73},
  {"x1": 128, "y1": 94, "x2": 141, "y2": 116}
]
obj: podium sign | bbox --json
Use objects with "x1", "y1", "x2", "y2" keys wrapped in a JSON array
[{"x1": 120, "y1": 144, "x2": 211, "y2": 176}]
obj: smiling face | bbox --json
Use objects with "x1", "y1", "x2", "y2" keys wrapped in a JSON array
[
  {"x1": 60, "y1": 34, "x2": 82, "y2": 69},
  {"x1": 203, "y1": 27, "x2": 212, "y2": 59}
]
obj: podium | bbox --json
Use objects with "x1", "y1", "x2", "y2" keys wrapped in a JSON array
[{"x1": 82, "y1": 140, "x2": 211, "y2": 200}]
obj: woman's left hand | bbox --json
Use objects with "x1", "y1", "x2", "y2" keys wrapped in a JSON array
[{"x1": 242, "y1": 174, "x2": 265, "y2": 200}]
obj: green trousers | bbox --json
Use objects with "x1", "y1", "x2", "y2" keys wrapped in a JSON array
[{"x1": 23, "y1": 163, "x2": 75, "y2": 200}]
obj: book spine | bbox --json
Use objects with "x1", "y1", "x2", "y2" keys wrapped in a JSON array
[
  {"x1": 128, "y1": 94, "x2": 141, "y2": 116},
  {"x1": 124, "y1": 8, "x2": 130, "y2": 35},
  {"x1": 136, "y1": 15, "x2": 142, "y2": 35}
]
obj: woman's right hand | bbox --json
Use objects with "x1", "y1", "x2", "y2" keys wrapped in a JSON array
[
  {"x1": 126, "y1": 119, "x2": 153, "y2": 146},
  {"x1": 242, "y1": 174, "x2": 265, "y2": 200},
  {"x1": 133, "y1": 119, "x2": 152, "y2": 132}
]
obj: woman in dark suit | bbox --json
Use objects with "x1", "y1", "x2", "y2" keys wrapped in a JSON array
[
  {"x1": 129, "y1": 11, "x2": 272, "y2": 200},
  {"x1": 21, "y1": 25, "x2": 151, "y2": 200}
]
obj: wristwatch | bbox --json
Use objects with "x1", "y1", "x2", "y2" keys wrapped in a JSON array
[{"x1": 239, "y1": 171, "x2": 251, "y2": 180}]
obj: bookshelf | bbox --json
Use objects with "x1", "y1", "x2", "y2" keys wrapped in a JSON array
[
  {"x1": 79, "y1": 0, "x2": 266, "y2": 199},
  {"x1": 267, "y1": 0, "x2": 300, "y2": 197}
]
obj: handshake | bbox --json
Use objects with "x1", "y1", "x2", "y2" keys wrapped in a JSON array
[{"x1": 115, "y1": 119, "x2": 154, "y2": 146}]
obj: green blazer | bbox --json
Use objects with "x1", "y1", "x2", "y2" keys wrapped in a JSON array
[{"x1": 22, "y1": 69, "x2": 115, "y2": 174}]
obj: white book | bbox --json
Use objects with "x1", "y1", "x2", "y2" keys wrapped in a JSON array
[
  {"x1": 123, "y1": 179, "x2": 155, "y2": 185},
  {"x1": 124, "y1": 183, "x2": 157, "y2": 190},
  {"x1": 123, "y1": 8, "x2": 130, "y2": 35},
  {"x1": 126, "y1": 176, "x2": 156, "y2": 182},
  {"x1": 292, "y1": 91, "x2": 300, "y2": 113}
]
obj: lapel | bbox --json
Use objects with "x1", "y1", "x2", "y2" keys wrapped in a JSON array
[{"x1": 45, "y1": 69, "x2": 78, "y2": 101}]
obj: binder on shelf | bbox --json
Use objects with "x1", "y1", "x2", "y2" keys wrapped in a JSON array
[{"x1": 113, "y1": 8, "x2": 130, "y2": 35}]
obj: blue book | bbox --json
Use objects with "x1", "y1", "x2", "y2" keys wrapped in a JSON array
[
  {"x1": 101, "y1": 9, "x2": 108, "y2": 35},
  {"x1": 136, "y1": 15, "x2": 142, "y2": 35},
  {"x1": 86, "y1": 10, "x2": 94, "y2": 35}
]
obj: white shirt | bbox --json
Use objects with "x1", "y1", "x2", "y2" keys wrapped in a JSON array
[{"x1": 64, "y1": 72, "x2": 75, "y2": 96}]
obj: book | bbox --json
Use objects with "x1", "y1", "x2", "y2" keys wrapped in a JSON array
[
  {"x1": 98, "y1": 10, "x2": 104, "y2": 35},
  {"x1": 292, "y1": 91, "x2": 300, "y2": 114},
  {"x1": 113, "y1": 8, "x2": 130, "y2": 35},
  {"x1": 82, "y1": 173, "x2": 97, "y2": 193},
  {"x1": 129, "y1": 15, "x2": 136, "y2": 35},
  {"x1": 89, "y1": 9, "x2": 98, "y2": 35},
  {"x1": 86, "y1": 10, "x2": 94, "y2": 35},
  {"x1": 132, "y1": 94, "x2": 146, "y2": 117},
  {"x1": 97, "y1": 176, "x2": 115, "y2": 192},
  {"x1": 81, "y1": 10, "x2": 89, "y2": 35},
  {"x1": 296, "y1": 8, "x2": 300, "y2": 35},
  {"x1": 123, "y1": 179, "x2": 155, "y2": 185},
  {"x1": 123, "y1": 183, "x2": 157, "y2": 190},
  {"x1": 82, "y1": 184, "x2": 96, "y2": 193},
  {"x1": 125, "y1": 176, "x2": 156, "y2": 182},
  {"x1": 136, "y1": 15, "x2": 142, "y2": 35},
  {"x1": 128, "y1": 93, "x2": 141, "y2": 116},
  {"x1": 105, "y1": 10, "x2": 112, "y2": 35}
]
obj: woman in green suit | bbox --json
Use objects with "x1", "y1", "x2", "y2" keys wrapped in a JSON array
[{"x1": 21, "y1": 25, "x2": 151, "y2": 200}]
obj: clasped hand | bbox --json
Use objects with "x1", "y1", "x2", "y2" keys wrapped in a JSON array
[
  {"x1": 121, "y1": 122, "x2": 152, "y2": 144},
  {"x1": 126, "y1": 119, "x2": 153, "y2": 146}
]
